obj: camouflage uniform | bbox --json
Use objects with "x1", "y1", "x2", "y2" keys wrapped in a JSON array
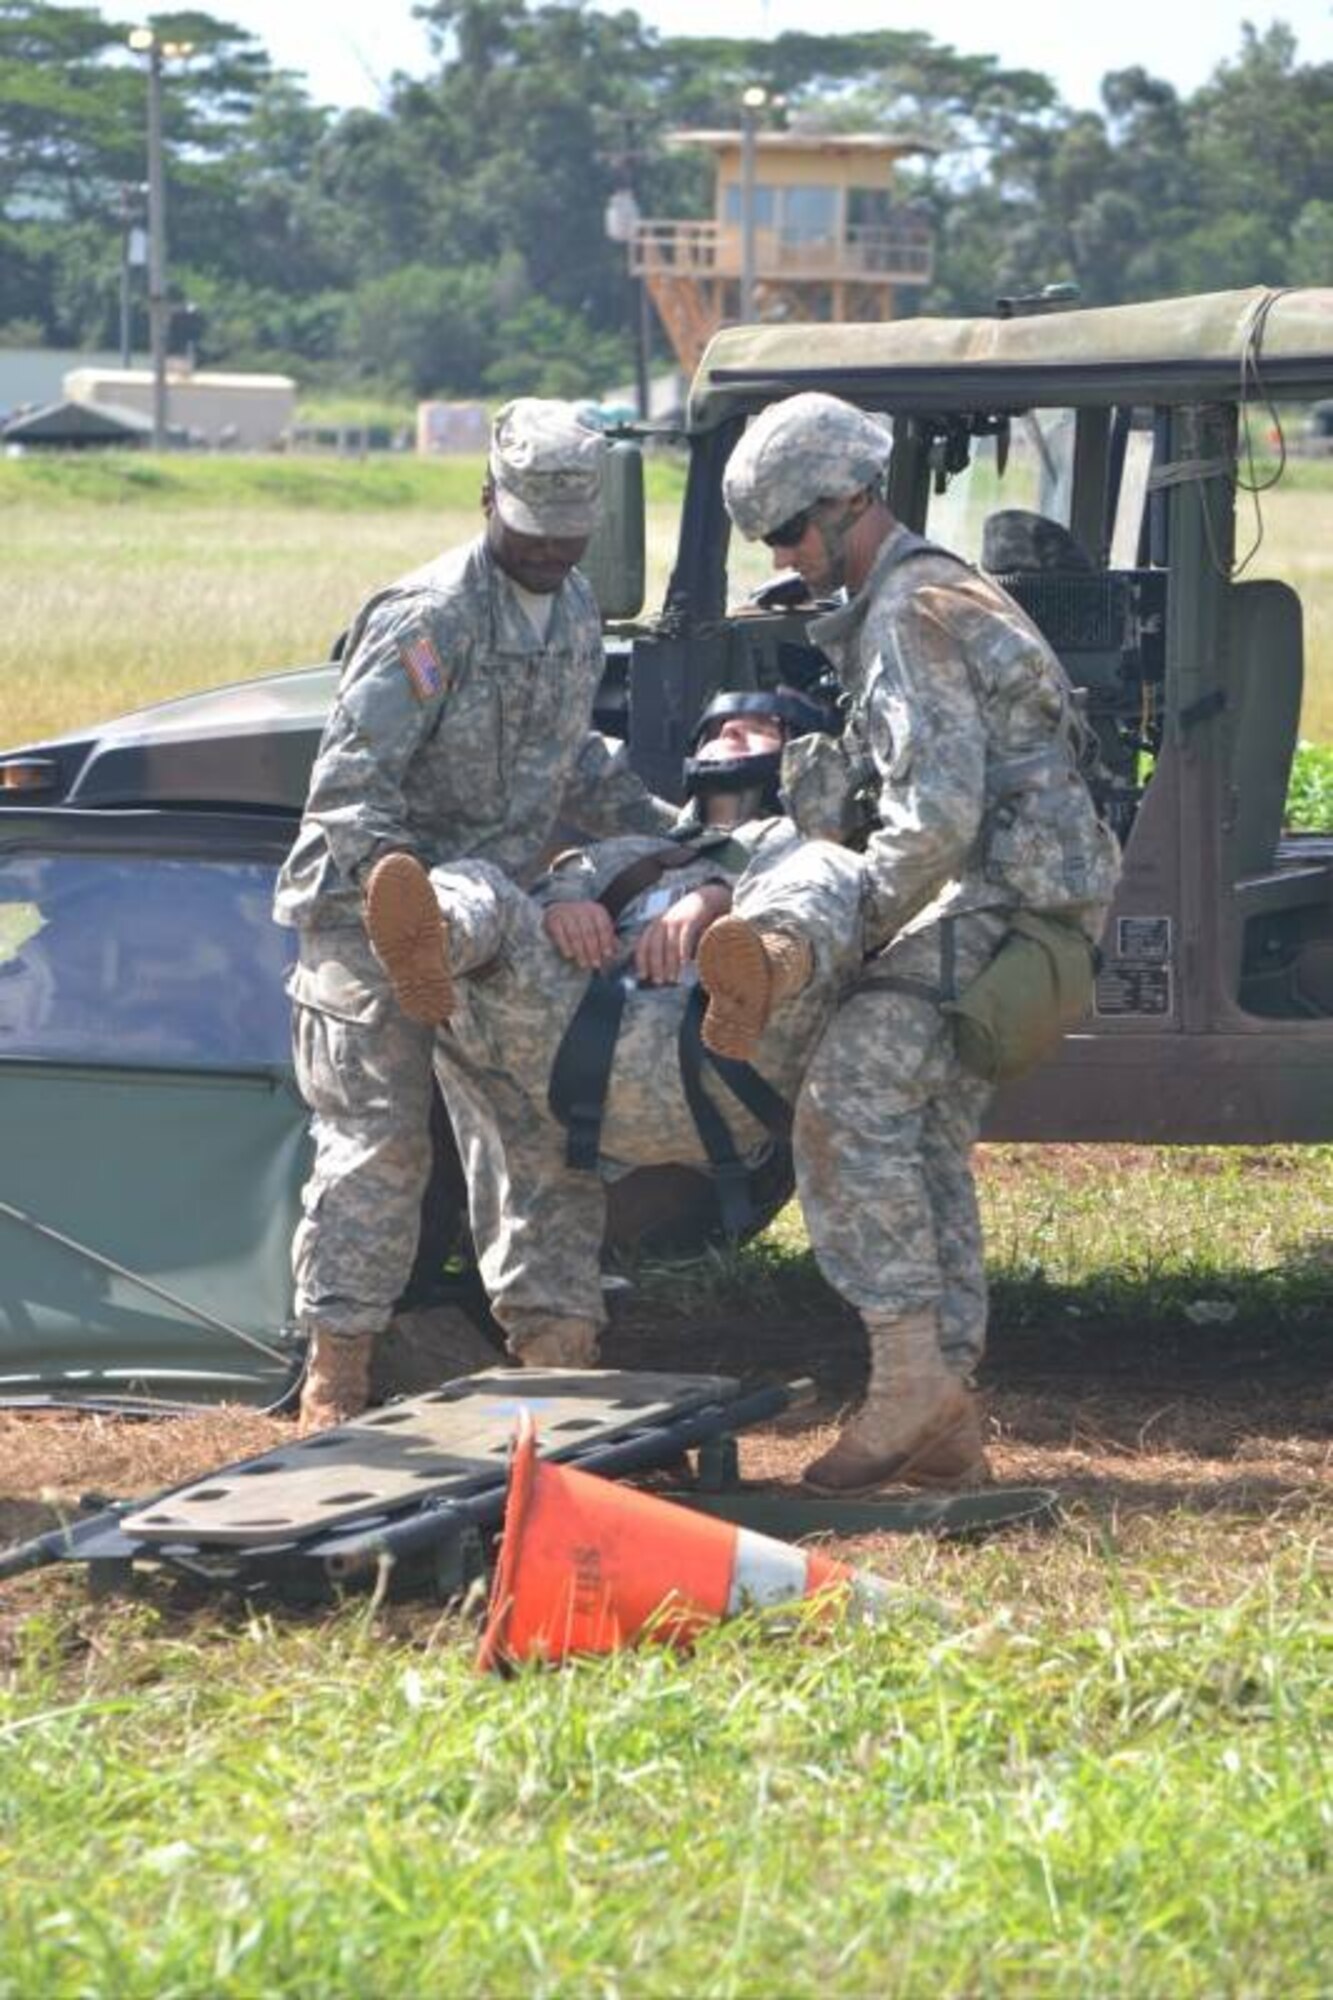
[
  {"x1": 725, "y1": 393, "x2": 1120, "y2": 1373},
  {"x1": 421, "y1": 824, "x2": 863, "y2": 1334},
  {"x1": 274, "y1": 407, "x2": 673, "y2": 1344},
  {"x1": 794, "y1": 529, "x2": 1118, "y2": 1365}
]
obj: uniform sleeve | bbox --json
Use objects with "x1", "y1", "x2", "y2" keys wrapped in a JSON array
[
  {"x1": 859, "y1": 585, "x2": 988, "y2": 939},
  {"x1": 557, "y1": 730, "x2": 678, "y2": 839},
  {"x1": 530, "y1": 848, "x2": 599, "y2": 907},
  {"x1": 300, "y1": 597, "x2": 461, "y2": 888}
]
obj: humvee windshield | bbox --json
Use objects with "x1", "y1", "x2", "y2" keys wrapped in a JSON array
[
  {"x1": 927, "y1": 409, "x2": 1077, "y2": 558},
  {"x1": 726, "y1": 405, "x2": 1093, "y2": 589},
  {"x1": 0, "y1": 853, "x2": 294, "y2": 1070}
]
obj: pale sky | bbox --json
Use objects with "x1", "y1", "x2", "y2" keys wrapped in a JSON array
[{"x1": 207, "y1": 1, "x2": 1333, "y2": 115}]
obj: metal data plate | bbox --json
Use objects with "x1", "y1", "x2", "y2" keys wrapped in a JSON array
[{"x1": 121, "y1": 1369, "x2": 738, "y2": 1549}]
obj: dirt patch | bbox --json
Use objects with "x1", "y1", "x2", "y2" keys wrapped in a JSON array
[
  {"x1": 976, "y1": 1142, "x2": 1316, "y2": 1184},
  {"x1": 2, "y1": 1302, "x2": 1328, "y2": 1664},
  {"x1": 0, "y1": 1406, "x2": 288, "y2": 1553}
]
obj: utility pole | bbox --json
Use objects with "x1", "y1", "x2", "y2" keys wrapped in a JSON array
[
  {"x1": 739, "y1": 87, "x2": 768, "y2": 323},
  {"x1": 127, "y1": 28, "x2": 193, "y2": 448},
  {"x1": 117, "y1": 183, "x2": 147, "y2": 370},
  {"x1": 600, "y1": 113, "x2": 654, "y2": 420}
]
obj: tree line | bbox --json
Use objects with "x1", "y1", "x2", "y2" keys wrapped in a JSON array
[{"x1": 1, "y1": 0, "x2": 1330, "y2": 400}]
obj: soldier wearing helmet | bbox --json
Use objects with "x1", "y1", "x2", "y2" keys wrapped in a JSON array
[
  {"x1": 353, "y1": 686, "x2": 862, "y2": 1391},
  {"x1": 275, "y1": 399, "x2": 675, "y2": 1431},
  {"x1": 680, "y1": 687, "x2": 839, "y2": 826},
  {"x1": 709, "y1": 391, "x2": 1121, "y2": 1495}
]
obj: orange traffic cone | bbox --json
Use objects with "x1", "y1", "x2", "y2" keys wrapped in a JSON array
[{"x1": 477, "y1": 1411, "x2": 902, "y2": 1671}]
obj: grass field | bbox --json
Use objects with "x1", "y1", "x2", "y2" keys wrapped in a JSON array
[
  {"x1": 0, "y1": 453, "x2": 682, "y2": 749},
  {"x1": 1, "y1": 451, "x2": 1331, "y2": 750},
  {"x1": 2, "y1": 1543, "x2": 1327, "y2": 1997},
  {"x1": 1, "y1": 1142, "x2": 1330, "y2": 1997},
  {"x1": 2, "y1": 453, "x2": 1331, "y2": 1995}
]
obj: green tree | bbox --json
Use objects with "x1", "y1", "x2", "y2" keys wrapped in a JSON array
[
  {"x1": 1290, "y1": 199, "x2": 1333, "y2": 284},
  {"x1": 483, "y1": 294, "x2": 629, "y2": 399},
  {"x1": 340, "y1": 261, "x2": 501, "y2": 395},
  {"x1": 0, "y1": 1, "x2": 326, "y2": 344}
]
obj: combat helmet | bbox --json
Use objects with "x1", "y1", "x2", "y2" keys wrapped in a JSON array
[
  {"x1": 683, "y1": 685, "x2": 839, "y2": 818},
  {"x1": 723, "y1": 392, "x2": 893, "y2": 543}
]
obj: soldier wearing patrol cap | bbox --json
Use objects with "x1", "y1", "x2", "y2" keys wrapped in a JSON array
[
  {"x1": 275, "y1": 397, "x2": 674, "y2": 1430},
  {"x1": 712, "y1": 390, "x2": 1121, "y2": 1495}
]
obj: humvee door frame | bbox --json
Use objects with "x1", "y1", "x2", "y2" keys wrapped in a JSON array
[{"x1": 618, "y1": 287, "x2": 1333, "y2": 1143}]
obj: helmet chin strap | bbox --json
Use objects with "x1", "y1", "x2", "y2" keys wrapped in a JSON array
[
  {"x1": 682, "y1": 749, "x2": 784, "y2": 820},
  {"x1": 810, "y1": 495, "x2": 864, "y2": 591}
]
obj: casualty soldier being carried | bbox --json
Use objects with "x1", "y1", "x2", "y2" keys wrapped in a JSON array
[{"x1": 349, "y1": 685, "x2": 863, "y2": 1420}]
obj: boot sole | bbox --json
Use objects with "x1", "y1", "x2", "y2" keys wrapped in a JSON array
[
  {"x1": 696, "y1": 916, "x2": 771, "y2": 1060},
  {"x1": 365, "y1": 853, "x2": 454, "y2": 1023}
]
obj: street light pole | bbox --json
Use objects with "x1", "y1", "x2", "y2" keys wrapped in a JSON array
[
  {"x1": 117, "y1": 185, "x2": 136, "y2": 369},
  {"x1": 604, "y1": 182, "x2": 650, "y2": 420},
  {"x1": 739, "y1": 86, "x2": 767, "y2": 323},
  {"x1": 128, "y1": 28, "x2": 192, "y2": 449},
  {"x1": 600, "y1": 112, "x2": 653, "y2": 421}
]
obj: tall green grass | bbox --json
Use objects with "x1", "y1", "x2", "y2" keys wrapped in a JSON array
[
  {"x1": 2, "y1": 451, "x2": 1328, "y2": 753},
  {"x1": 0, "y1": 454, "x2": 688, "y2": 748},
  {"x1": 2, "y1": 1543, "x2": 1328, "y2": 1997}
]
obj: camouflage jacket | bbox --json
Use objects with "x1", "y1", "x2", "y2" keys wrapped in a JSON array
[
  {"x1": 274, "y1": 534, "x2": 674, "y2": 930},
  {"x1": 535, "y1": 817, "x2": 799, "y2": 966},
  {"x1": 789, "y1": 525, "x2": 1120, "y2": 948}
]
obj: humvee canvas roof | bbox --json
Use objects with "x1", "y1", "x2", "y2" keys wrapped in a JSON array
[{"x1": 690, "y1": 286, "x2": 1333, "y2": 427}]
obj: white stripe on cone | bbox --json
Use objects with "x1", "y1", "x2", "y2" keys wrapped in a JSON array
[{"x1": 726, "y1": 1527, "x2": 817, "y2": 1612}]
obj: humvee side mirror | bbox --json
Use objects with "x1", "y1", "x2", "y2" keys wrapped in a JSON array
[{"x1": 580, "y1": 439, "x2": 646, "y2": 621}]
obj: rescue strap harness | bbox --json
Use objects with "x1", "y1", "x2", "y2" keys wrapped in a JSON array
[{"x1": 547, "y1": 842, "x2": 793, "y2": 1236}]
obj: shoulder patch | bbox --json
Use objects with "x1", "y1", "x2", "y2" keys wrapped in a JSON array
[{"x1": 398, "y1": 629, "x2": 451, "y2": 703}]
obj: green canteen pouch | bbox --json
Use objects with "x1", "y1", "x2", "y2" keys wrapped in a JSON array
[{"x1": 944, "y1": 910, "x2": 1095, "y2": 1083}]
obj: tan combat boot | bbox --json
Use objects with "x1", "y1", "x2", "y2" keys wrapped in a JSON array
[
  {"x1": 803, "y1": 1309, "x2": 990, "y2": 1494},
  {"x1": 696, "y1": 915, "x2": 814, "y2": 1061},
  {"x1": 507, "y1": 1316, "x2": 602, "y2": 1369},
  {"x1": 364, "y1": 851, "x2": 454, "y2": 1024},
  {"x1": 298, "y1": 1327, "x2": 375, "y2": 1434}
]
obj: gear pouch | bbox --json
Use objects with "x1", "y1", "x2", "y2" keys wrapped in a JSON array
[
  {"x1": 780, "y1": 731, "x2": 877, "y2": 846},
  {"x1": 944, "y1": 910, "x2": 1095, "y2": 1084}
]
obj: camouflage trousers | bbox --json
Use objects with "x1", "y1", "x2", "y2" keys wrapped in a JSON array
[
  {"x1": 793, "y1": 909, "x2": 1008, "y2": 1373},
  {"x1": 289, "y1": 924, "x2": 437, "y2": 1338},
  {"x1": 430, "y1": 842, "x2": 864, "y2": 1336}
]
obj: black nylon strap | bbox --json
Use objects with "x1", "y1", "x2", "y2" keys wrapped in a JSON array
[
  {"x1": 597, "y1": 845, "x2": 699, "y2": 923},
  {"x1": 940, "y1": 917, "x2": 957, "y2": 1004},
  {"x1": 857, "y1": 916, "x2": 958, "y2": 1007},
  {"x1": 857, "y1": 971, "x2": 941, "y2": 1003},
  {"x1": 677, "y1": 991, "x2": 756, "y2": 1238},
  {"x1": 701, "y1": 1033, "x2": 793, "y2": 1140},
  {"x1": 548, "y1": 966, "x2": 794, "y2": 1203},
  {"x1": 547, "y1": 970, "x2": 632, "y2": 1171},
  {"x1": 596, "y1": 832, "x2": 750, "y2": 923}
]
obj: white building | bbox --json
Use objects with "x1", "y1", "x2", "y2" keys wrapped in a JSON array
[{"x1": 63, "y1": 366, "x2": 297, "y2": 449}]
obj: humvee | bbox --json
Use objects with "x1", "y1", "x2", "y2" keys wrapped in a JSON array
[{"x1": 3, "y1": 283, "x2": 1330, "y2": 1403}]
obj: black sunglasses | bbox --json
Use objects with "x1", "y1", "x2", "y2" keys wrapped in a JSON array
[{"x1": 760, "y1": 506, "x2": 818, "y2": 549}]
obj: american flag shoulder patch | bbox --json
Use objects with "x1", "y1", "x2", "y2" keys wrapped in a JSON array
[{"x1": 398, "y1": 629, "x2": 450, "y2": 703}]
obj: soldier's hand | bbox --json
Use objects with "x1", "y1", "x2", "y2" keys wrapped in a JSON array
[
  {"x1": 543, "y1": 899, "x2": 617, "y2": 970},
  {"x1": 634, "y1": 885, "x2": 732, "y2": 985}
]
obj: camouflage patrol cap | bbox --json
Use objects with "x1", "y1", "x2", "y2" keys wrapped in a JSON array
[
  {"x1": 489, "y1": 398, "x2": 606, "y2": 537},
  {"x1": 723, "y1": 392, "x2": 893, "y2": 541}
]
